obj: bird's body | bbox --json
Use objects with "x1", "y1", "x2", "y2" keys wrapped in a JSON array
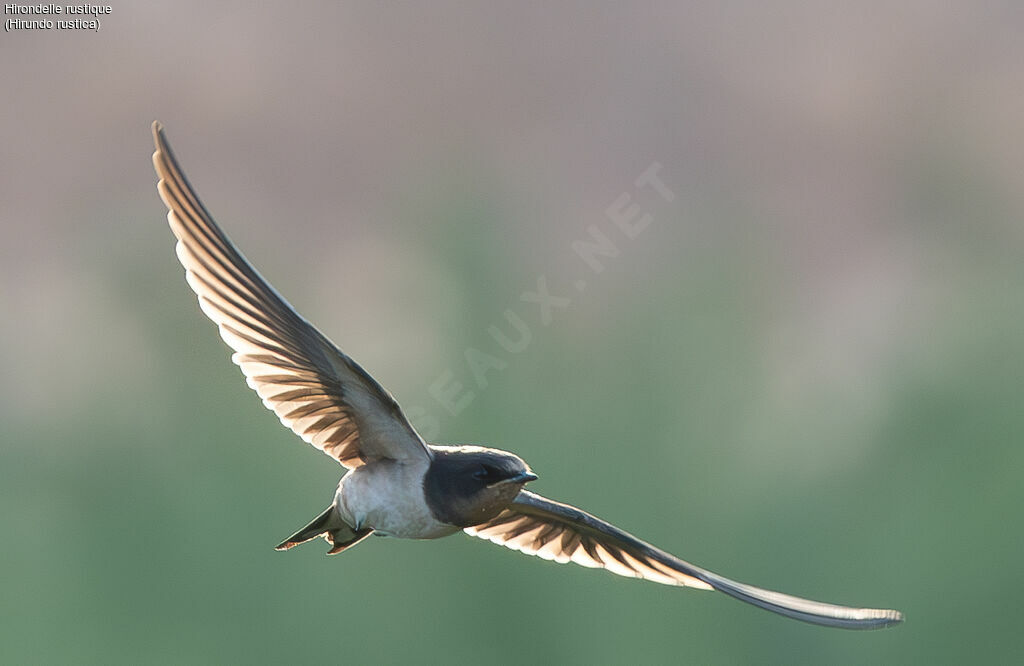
[
  {"x1": 335, "y1": 455, "x2": 450, "y2": 539},
  {"x1": 332, "y1": 445, "x2": 529, "y2": 539},
  {"x1": 151, "y1": 121, "x2": 904, "y2": 630}
]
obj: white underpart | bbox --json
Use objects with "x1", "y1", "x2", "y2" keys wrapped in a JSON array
[{"x1": 335, "y1": 458, "x2": 458, "y2": 539}]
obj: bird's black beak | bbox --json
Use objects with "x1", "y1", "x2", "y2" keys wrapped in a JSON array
[{"x1": 490, "y1": 471, "x2": 538, "y2": 487}]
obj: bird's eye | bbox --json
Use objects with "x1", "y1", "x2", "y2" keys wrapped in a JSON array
[{"x1": 473, "y1": 466, "x2": 494, "y2": 480}]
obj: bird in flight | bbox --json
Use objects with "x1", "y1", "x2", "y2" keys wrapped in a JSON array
[{"x1": 151, "y1": 121, "x2": 903, "y2": 630}]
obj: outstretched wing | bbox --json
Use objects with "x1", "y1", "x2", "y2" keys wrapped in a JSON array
[
  {"x1": 465, "y1": 490, "x2": 903, "y2": 630},
  {"x1": 152, "y1": 121, "x2": 431, "y2": 469}
]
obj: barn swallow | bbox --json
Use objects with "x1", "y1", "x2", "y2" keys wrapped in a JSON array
[{"x1": 151, "y1": 122, "x2": 903, "y2": 630}]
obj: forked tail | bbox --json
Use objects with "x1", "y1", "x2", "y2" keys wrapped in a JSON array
[{"x1": 275, "y1": 506, "x2": 373, "y2": 555}]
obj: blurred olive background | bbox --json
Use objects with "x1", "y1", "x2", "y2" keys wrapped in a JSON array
[{"x1": 3, "y1": 3, "x2": 1023, "y2": 664}]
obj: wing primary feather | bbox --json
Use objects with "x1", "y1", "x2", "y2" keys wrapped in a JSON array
[
  {"x1": 152, "y1": 122, "x2": 432, "y2": 468},
  {"x1": 465, "y1": 490, "x2": 903, "y2": 630}
]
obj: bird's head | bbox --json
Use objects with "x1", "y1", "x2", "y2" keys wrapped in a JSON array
[{"x1": 424, "y1": 445, "x2": 538, "y2": 527}]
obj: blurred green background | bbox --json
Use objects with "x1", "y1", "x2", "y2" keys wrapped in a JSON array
[{"x1": 2, "y1": 3, "x2": 1023, "y2": 664}]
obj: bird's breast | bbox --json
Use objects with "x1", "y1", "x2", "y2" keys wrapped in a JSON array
[{"x1": 335, "y1": 460, "x2": 459, "y2": 539}]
